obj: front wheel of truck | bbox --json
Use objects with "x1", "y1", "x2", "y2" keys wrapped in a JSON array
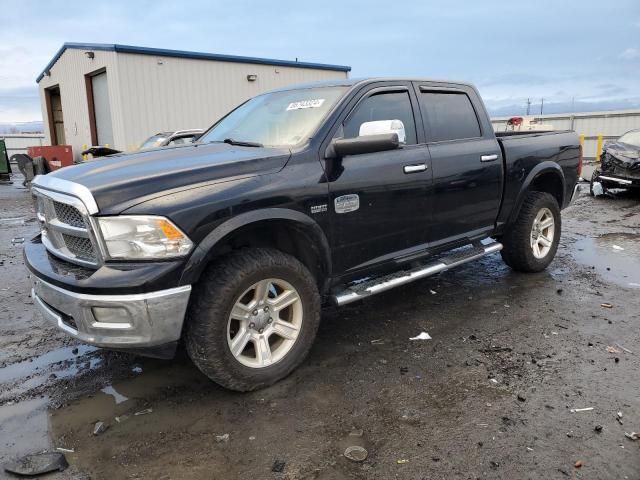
[
  {"x1": 185, "y1": 248, "x2": 321, "y2": 391},
  {"x1": 500, "y1": 191, "x2": 561, "y2": 273}
]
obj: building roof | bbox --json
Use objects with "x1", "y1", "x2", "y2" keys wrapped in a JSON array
[{"x1": 36, "y1": 42, "x2": 352, "y2": 82}]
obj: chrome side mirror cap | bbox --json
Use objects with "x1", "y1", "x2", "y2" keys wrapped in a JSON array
[{"x1": 359, "y1": 119, "x2": 406, "y2": 144}]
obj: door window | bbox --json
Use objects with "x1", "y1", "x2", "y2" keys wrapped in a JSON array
[
  {"x1": 419, "y1": 92, "x2": 481, "y2": 142},
  {"x1": 343, "y1": 91, "x2": 417, "y2": 145}
]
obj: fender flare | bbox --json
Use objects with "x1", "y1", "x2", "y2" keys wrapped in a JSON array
[
  {"x1": 180, "y1": 208, "x2": 332, "y2": 288},
  {"x1": 508, "y1": 161, "x2": 565, "y2": 225}
]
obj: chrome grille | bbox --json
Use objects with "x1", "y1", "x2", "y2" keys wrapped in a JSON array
[
  {"x1": 32, "y1": 187, "x2": 100, "y2": 268},
  {"x1": 62, "y1": 234, "x2": 96, "y2": 261},
  {"x1": 53, "y1": 201, "x2": 85, "y2": 228}
]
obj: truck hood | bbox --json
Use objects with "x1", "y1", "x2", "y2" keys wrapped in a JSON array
[
  {"x1": 604, "y1": 141, "x2": 640, "y2": 166},
  {"x1": 50, "y1": 143, "x2": 290, "y2": 214}
]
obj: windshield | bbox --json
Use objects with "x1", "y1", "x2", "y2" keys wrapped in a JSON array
[
  {"x1": 618, "y1": 130, "x2": 640, "y2": 148},
  {"x1": 139, "y1": 134, "x2": 169, "y2": 150},
  {"x1": 199, "y1": 86, "x2": 347, "y2": 147}
]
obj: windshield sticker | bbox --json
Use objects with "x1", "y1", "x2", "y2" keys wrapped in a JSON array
[{"x1": 286, "y1": 99, "x2": 325, "y2": 111}]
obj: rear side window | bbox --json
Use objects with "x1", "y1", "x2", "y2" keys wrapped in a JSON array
[
  {"x1": 419, "y1": 92, "x2": 481, "y2": 142},
  {"x1": 343, "y1": 91, "x2": 417, "y2": 145}
]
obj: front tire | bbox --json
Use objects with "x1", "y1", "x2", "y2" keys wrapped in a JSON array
[
  {"x1": 500, "y1": 191, "x2": 561, "y2": 272},
  {"x1": 185, "y1": 248, "x2": 321, "y2": 391}
]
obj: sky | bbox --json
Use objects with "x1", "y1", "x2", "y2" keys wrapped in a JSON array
[{"x1": 1, "y1": 0, "x2": 639, "y2": 125}]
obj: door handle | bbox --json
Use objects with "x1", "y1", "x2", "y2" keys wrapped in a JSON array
[
  {"x1": 403, "y1": 164, "x2": 427, "y2": 174},
  {"x1": 480, "y1": 154, "x2": 498, "y2": 162}
]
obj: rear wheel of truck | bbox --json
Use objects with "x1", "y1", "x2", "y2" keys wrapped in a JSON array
[
  {"x1": 500, "y1": 191, "x2": 561, "y2": 273},
  {"x1": 185, "y1": 248, "x2": 321, "y2": 391}
]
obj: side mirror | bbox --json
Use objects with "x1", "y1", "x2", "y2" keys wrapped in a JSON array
[
  {"x1": 331, "y1": 133, "x2": 400, "y2": 158},
  {"x1": 359, "y1": 119, "x2": 406, "y2": 144}
]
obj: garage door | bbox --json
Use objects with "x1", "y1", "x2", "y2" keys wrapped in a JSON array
[{"x1": 91, "y1": 72, "x2": 114, "y2": 146}]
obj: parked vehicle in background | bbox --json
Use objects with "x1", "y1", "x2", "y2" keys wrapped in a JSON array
[
  {"x1": 139, "y1": 129, "x2": 203, "y2": 150},
  {"x1": 24, "y1": 78, "x2": 582, "y2": 391},
  {"x1": 590, "y1": 129, "x2": 640, "y2": 196}
]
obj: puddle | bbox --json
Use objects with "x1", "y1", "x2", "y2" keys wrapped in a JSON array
[
  {"x1": 0, "y1": 345, "x2": 97, "y2": 384},
  {"x1": 572, "y1": 233, "x2": 640, "y2": 288},
  {"x1": 0, "y1": 216, "x2": 26, "y2": 225},
  {"x1": 0, "y1": 397, "x2": 50, "y2": 465}
]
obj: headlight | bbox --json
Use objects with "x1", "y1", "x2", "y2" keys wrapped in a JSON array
[{"x1": 97, "y1": 216, "x2": 193, "y2": 260}]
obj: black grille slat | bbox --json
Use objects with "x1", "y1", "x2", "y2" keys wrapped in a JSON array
[
  {"x1": 62, "y1": 234, "x2": 97, "y2": 262},
  {"x1": 53, "y1": 201, "x2": 85, "y2": 228}
]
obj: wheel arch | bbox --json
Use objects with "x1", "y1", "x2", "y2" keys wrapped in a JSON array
[
  {"x1": 508, "y1": 162, "x2": 565, "y2": 225},
  {"x1": 180, "y1": 208, "x2": 332, "y2": 292}
]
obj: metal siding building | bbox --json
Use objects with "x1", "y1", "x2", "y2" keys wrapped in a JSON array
[
  {"x1": 37, "y1": 43, "x2": 351, "y2": 160},
  {"x1": 492, "y1": 110, "x2": 640, "y2": 160}
]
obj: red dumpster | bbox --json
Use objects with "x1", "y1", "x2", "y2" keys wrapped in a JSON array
[{"x1": 27, "y1": 145, "x2": 74, "y2": 171}]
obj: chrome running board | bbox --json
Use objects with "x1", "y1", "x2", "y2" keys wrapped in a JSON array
[{"x1": 332, "y1": 242, "x2": 503, "y2": 306}]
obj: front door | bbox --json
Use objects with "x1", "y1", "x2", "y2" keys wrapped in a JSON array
[
  {"x1": 414, "y1": 84, "x2": 502, "y2": 246},
  {"x1": 325, "y1": 85, "x2": 433, "y2": 275}
]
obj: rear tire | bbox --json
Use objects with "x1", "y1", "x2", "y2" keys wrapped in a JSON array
[
  {"x1": 185, "y1": 248, "x2": 321, "y2": 391},
  {"x1": 500, "y1": 191, "x2": 561, "y2": 273}
]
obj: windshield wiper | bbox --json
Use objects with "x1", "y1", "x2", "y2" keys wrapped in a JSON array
[{"x1": 222, "y1": 138, "x2": 263, "y2": 148}]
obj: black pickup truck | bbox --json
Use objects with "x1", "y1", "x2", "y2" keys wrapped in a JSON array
[{"x1": 25, "y1": 78, "x2": 582, "y2": 391}]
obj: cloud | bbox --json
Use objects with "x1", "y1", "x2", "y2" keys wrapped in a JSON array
[
  {"x1": 1, "y1": 0, "x2": 640, "y2": 123},
  {"x1": 619, "y1": 47, "x2": 640, "y2": 59}
]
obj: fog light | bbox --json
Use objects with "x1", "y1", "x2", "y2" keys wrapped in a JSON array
[{"x1": 91, "y1": 307, "x2": 132, "y2": 328}]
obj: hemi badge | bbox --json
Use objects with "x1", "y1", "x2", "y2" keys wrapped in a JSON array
[{"x1": 310, "y1": 204, "x2": 328, "y2": 214}]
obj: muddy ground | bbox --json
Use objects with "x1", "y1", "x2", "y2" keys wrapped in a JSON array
[{"x1": 1, "y1": 171, "x2": 639, "y2": 479}]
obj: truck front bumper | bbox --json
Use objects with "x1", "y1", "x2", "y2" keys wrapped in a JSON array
[{"x1": 32, "y1": 277, "x2": 191, "y2": 354}]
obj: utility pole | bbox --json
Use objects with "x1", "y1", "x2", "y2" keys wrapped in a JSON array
[
  {"x1": 540, "y1": 98, "x2": 544, "y2": 115},
  {"x1": 526, "y1": 98, "x2": 531, "y2": 115}
]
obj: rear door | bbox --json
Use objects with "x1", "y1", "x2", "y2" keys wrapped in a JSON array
[
  {"x1": 324, "y1": 83, "x2": 433, "y2": 275},
  {"x1": 414, "y1": 83, "x2": 502, "y2": 245}
]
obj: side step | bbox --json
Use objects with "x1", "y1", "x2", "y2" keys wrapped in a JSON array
[{"x1": 332, "y1": 242, "x2": 503, "y2": 306}]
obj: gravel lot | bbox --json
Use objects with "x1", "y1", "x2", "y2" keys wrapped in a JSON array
[{"x1": 1, "y1": 172, "x2": 639, "y2": 479}]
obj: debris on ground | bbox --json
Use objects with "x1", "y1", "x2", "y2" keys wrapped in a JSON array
[
  {"x1": 612, "y1": 245, "x2": 624, "y2": 251},
  {"x1": 3, "y1": 451, "x2": 68, "y2": 476},
  {"x1": 429, "y1": 289, "x2": 437, "y2": 295},
  {"x1": 479, "y1": 346, "x2": 513, "y2": 353},
  {"x1": 606, "y1": 346, "x2": 622, "y2": 354},
  {"x1": 617, "y1": 412, "x2": 624, "y2": 425},
  {"x1": 134, "y1": 408, "x2": 153, "y2": 416},
  {"x1": 595, "y1": 425, "x2": 603, "y2": 433},
  {"x1": 575, "y1": 460, "x2": 583, "y2": 469},
  {"x1": 271, "y1": 460, "x2": 286, "y2": 472},
  {"x1": 617, "y1": 344, "x2": 633, "y2": 354},
  {"x1": 93, "y1": 421, "x2": 108, "y2": 435},
  {"x1": 396, "y1": 459, "x2": 409, "y2": 464},
  {"x1": 570, "y1": 407, "x2": 594, "y2": 413},
  {"x1": 370, "y1": 339, "x2": 384, "y2": 345},
  {"x1": 624, "y1": 432, "x2": 639, "y2": 441},
  {"x1": 115, "y1": 415, "x2": 129, "y2": 423},
  {"x1": 216, "y1": 433, "x2": 230, "y2": 443},
  {"x1": 517, "y1": 394, "x2": 527, "y2": 402},
  {"x1": 55, "y1": 447, "x2": 75, "y2": 453},
  {"x1": 349, "y1": 429, "x2": 364, "y2": 437},
  {"x1": 10, "y1": 237, "x2": 25, "y2": 244},
  {"x1": 343, "y1": 446, "x2": 368, "y2": 462},
  {"x1": 600, "y1": 303, "x2": 613, "y2": 308},
  {"x1": 409, "y1": 332, "x2": 432, "y2": 341}
]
